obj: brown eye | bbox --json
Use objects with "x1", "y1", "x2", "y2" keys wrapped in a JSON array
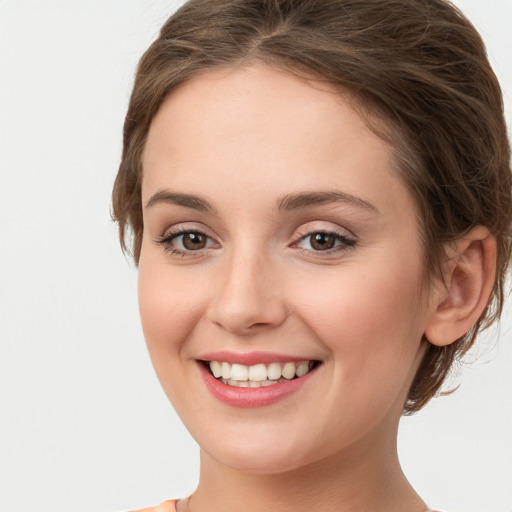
[
  {"x1": 181, "y1": 232, "x2": 207, "y2": 250},
  {"x1": 309, "y1": 232, "x2": 336, "y2": 250},
  {"x1": 156, "y1": 228, "x2": 218, "y2": 256},
  {"x1": 294, "y1": 230, "x2": 356, "y2": 254}
]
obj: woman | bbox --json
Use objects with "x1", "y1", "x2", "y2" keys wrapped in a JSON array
[{"x1": 112, "y1": 1, "x2": 512, "y2": 511}]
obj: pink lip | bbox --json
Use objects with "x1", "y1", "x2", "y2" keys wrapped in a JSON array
[
  {"x1": 198, "y1": 351, "x2": 313, "y2": 365},
  {"x1": 198, "y1": 362, "x2": 318, "y2": 408}
]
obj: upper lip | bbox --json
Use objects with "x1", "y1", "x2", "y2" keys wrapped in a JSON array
[{"x1": 198, "y1": 351, "x2": 318, "y2": 366}]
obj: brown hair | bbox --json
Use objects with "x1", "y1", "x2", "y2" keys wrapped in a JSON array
[{"x1": 112, "y1": 0, "x2": 512, "y2": 413}]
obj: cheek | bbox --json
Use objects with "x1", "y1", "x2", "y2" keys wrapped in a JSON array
[
  {"x1": 293, "y1": 256, "x2": 426, "y2": 373},
  {"x1": 137, "y1": 257, "x2": 207, "y2": 356},
  {"x1": 289, "y1": 262, "x2": 427, "y2": 432}
]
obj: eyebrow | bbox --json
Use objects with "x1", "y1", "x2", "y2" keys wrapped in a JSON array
[
  {"x1": 145, "y1": 188, "x2": 379, "y2": 215},
  {"x1": 276, "y1": 190, "x2": 379, "y2": 214},
  {"x1": 145, "y1": 190, "x2": 218, "y2": 214}
]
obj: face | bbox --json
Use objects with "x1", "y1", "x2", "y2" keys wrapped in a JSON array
[{"x1": 139, "y1": 65, "x2": 433, "y2": 474}]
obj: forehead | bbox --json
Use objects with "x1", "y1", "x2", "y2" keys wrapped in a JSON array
[{"x1": 142, "y1": 64, "x2": 412, "y2": 220}]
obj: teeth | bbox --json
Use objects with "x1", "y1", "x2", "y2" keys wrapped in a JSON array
[
  {"x1": 296, "y1": 362, "x2": 309, "y2": 377},
  {"x1": 248, "y1": 363, "x2": 267, "y2": 381},
  {"x1": 231, "y1": 363, "x2": 249, "y2": 381},
  {"x1": 221, "y1": 362, "x2": 231, "y2": 380},
  {"x1": 282, "y1": 362, "x2": 296, "y2": 380},
  {"x1": 267, "y1": 362, "x2": 282, "y2": 380},
  {"x1": 223, "y1": 378, "x2": 280, "y2": 387},
  {"x1": 208, "y1": 360, "x2": 315, "y2": 386},
  {"x1": 210, "y1": 361, "x2": 222, "y2": 378}
]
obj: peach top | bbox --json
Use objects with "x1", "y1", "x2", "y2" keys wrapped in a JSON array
[
  {"x1": 133, "y1": 501, "x2": 442, "y2": 512},
  {"x1": 132, "y1": 500, "x2": 176, "y2": 512}
]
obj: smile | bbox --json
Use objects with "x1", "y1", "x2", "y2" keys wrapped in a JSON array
[{"x1": 206, "y1": 360, "x2": 318, "y2": 388}]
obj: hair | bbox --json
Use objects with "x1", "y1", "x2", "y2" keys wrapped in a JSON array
[{"x1": 112, "y1": 0, "x2": 512, "y2": 414}]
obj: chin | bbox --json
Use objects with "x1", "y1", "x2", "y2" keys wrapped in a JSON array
[
  {"x1": 207, "y1": 446, "x2": 309, "y2": 475},
  {"x1": 197, "y1": 425, "x2": 329, "y2": 475}
]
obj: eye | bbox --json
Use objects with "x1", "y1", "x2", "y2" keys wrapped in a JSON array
[
  {"x1": 175, "y1": 231, "x2": 210, "y2": 251},
  {"x1": 305, "y1": 232, "x2": 337, "y2": 251},
  {"x1": 155, "y1": 228, "x2": 218, "y2": 256},
  {"x1": 294, "y1": 230, "x2": 356, "y2": 253}
]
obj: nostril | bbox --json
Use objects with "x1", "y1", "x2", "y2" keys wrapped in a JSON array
[{"x1": 248, "y1": 322, "x2": 271, "y2": 329}]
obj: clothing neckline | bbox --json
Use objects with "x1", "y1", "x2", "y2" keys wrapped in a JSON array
[{"x1": 173, "y1": 500, "x2": 437, "y2": 512}]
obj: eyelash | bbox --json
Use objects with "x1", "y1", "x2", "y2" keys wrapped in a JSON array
[
  {"x1": 154, "y1": 227, "x2": 218, "y2": 258},
  {"x1": 154, "y1": 227, "x2": 357, "y2": 258},
  {"x1": 292, "y1": 229, "x2": 357, "y2": 255}
]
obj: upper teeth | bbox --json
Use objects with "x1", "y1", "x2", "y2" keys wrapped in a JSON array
[{"x1": 208, "y1": 361, "x2": 312, "y2": 382}]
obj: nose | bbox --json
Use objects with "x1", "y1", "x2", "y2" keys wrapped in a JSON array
[{"x1": 206, "y1": 249, "x2": 288, "y2": 335}]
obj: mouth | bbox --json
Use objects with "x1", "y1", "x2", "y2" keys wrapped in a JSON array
[{"x1": 201, "y1": 360, "x2": 321, "y2": 388}]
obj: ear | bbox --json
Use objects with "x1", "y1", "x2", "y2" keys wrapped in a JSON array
[{"x1": 424, "y1": 226, "x2": 497, "y2": 347}]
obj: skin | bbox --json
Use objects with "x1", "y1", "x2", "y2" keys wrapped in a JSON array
[{"x1": 137, "y1": 64, "x2": 485, "y2": 512}]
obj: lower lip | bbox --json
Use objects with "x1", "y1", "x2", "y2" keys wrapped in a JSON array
[{"x1": 199, "y1": 363, "x2": 317, "y2": 408}]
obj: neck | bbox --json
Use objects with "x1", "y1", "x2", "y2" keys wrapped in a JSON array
[{"x1": 186, "y1": 424, "x2": 425, "y2": 512}]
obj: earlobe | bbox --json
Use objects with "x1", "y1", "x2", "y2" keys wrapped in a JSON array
[{"x1": 424, "y1": 226, "x2": 497, "y2": 347}]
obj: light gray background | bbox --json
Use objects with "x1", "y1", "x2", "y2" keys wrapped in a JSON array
[{"x1": 0, "y1": 1, "x2": 511, "y2": 511}]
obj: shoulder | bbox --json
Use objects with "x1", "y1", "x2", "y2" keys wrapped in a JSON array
[{"x1": 131, "y1": 500, "x2": 176, "y2": 512}]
